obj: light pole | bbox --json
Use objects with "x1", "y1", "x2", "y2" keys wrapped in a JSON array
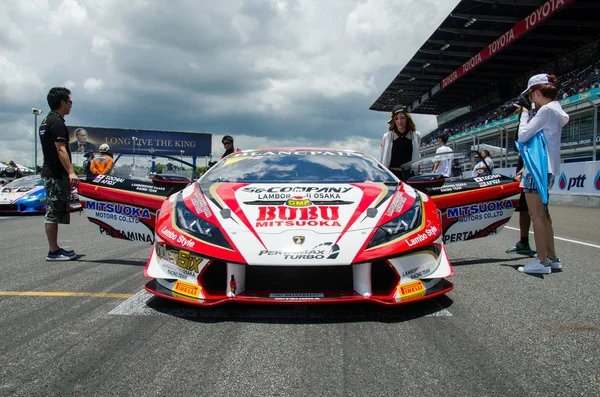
[
  {"x1": 32, "y1": 108, "x2": 43, "y2": 174},
  {"x1": 132, "y1": 136, "x2": 137, "y2": 173},
  {"x1": 180, "y1": 150, "x2": 184, "y2": 174}
]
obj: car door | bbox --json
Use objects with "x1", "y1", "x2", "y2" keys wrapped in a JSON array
[{"x1": 403, "y1": 150, "x2": 521, "y2": 244}]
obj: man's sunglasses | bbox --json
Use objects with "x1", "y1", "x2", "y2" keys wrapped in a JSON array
[{"x1": 222, "y1": 141, "x2": 232, "y2": 145}]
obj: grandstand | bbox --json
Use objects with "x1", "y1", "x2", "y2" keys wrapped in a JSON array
[{"x1": 371, "y1": 0, "x2": 600, "y2": 166}]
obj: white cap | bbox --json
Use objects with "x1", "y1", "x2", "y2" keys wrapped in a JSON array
[{"x1": 521, "y1": 73, "x2": 551, "y2": 94}]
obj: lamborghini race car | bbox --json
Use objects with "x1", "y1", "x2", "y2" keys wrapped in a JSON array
[
  {"x1": 0, "y1": 175, "x2": 81, "y2": 214},
  {"x1": 77, "y1": 148, "x2": 521, "y2": 306}
]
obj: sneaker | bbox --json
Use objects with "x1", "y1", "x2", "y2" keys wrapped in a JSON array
[
  {"x1": 507, "y1": 241, "x2": 536, "y2": 256},
  {"x1": 547, "y1": 257, "x2": 562, "y2": 271},
  {"x1": 518, "y1": 258, "x2": 551, "y2": 274},
  {"x1": 59, "y1": 248, "x2": 76, "y2": 257},
  {"x1": 46, "y1": 249, "x2": 77, "y2": 261}
]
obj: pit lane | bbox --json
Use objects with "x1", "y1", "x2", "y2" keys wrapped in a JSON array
[{"x1": 0, "y1": 205, "x2": 599, "y2": 396}]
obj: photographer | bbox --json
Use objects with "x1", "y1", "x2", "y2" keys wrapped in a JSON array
[{"x1": 514, "y1": 74, "x2": 569, "y2": 275}]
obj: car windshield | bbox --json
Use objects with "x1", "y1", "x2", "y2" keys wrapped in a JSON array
[
  {"x1": 203, "y1": 150, "x2": 395, "y2": 183},
  {"x1": 3, "y1": 177, "x2": 43, "y2": 188}
]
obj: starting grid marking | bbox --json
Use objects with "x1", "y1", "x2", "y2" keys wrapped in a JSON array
[
  {"x1": 109, "y1": 290, "x2": 453, "y2": 318},
  {"x1": 0, "y1": 291, "x2": 133, "y2": 299}
]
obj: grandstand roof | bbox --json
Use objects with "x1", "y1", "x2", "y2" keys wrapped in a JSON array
[{"x1": 370, "y1": 0, "x2": 600, "y2": 115}]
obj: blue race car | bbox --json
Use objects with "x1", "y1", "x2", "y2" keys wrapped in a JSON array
[{"x1": 0, "y1": 175, "x2": 81, "y2": 214}]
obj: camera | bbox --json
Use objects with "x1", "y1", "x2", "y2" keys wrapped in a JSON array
[
  {"x1": 515, "y1": 93, "x2": 532, "y2": 109},
  {"x1": 499, "y1": 93, "x2": 532, "y2": 115}
]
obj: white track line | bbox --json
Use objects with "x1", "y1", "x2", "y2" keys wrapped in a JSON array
[{"x1": 505, "y1": 226, "x2": 600, "y2": 249}]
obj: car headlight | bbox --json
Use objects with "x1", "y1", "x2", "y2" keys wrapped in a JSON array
[
  {"x1": 367, "y1": 195, "x2": 422, "y2": 249},
  {"x1": 24, "y1": 193, "x2": 44, "y2": 201},
  {"x1": 174, "y1": 196, "x2": 232, "y2": 249}
]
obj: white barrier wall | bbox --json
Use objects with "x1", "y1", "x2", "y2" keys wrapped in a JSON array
[{"x1": 496, "y1": 161, "x2": 600, "y2": 196}]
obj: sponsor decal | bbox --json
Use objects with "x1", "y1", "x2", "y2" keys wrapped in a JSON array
[
  {"x1": 243, "y1": 186, "x2": 353, "y2": 194},
  {"x1": 233, "y1": 151, "x2": 363, "y2": 157},
  {"x1": 386, "y1": 194, "x2": 407, "y2": 216},
  {"x1": 405, "y1": 226, "x2": 438, "y2": 247},
  {"x1": 99, "y1": 225, "x2": 153, "y2": 243},
  {"x1": 191, "y1": 192, "x2": 212, "y2": 217},
  {"x1": 173, "y1": 280, "x2": 201, "y2": 298},
  {"x1": 255, "y1": 205, "x2": 341, "y2": 227},
  {"x1": 558, "y1": 172, "x2": 586, "y2": 191},
  {"x1": 474, "y1": 174, "x2": 502, "y2": 187},
  {"x1": 160, "y1": 226, "x2": 196, "y2": 248},
  {"x1": 443, "y1": 225, "x2": 498, "y2": 244},
  {"x1": 86, "y1": 201, "x2": 151, "y2": 219},
  {"x1": 397, "y1": 280, "x2": 425, "y2": 301},
  {"x1": 131, "y1": 183, "x2": 167, "y2": 193},
  {"x1": 258, "y1": 242, "x2": 340, "y2": 260},
  {"x1": 438, "y1": 182, "x2": 468, "y2": 193},
  {"x1": 447, "y1": 199, "x2": 513, "y2": 219},
  {"x1": 269, "y1": 293, "x2": 324, "y2": 300},
  {"x1": 156, "y1": 244, "x2": 204, "y2": 273},
  {"x1": 286, "y1": 198, "x2": 311, "y2": 207},
  {"x1": 93, "y1": 175, "x2": 126, "y2": 185}
]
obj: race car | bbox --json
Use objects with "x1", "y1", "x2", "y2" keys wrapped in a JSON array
[
  {"x1": 77, "y1": 148, "x2": 521, "y2": 306},
  {"x1": 0, "y1": 175, "x2": 81, "y2": 214}
]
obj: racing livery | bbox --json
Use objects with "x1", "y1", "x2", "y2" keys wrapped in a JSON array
[
  {"x1": 0, "y1": 175, "x2": 81, "y2": 214},
  {"x1": 77, "y1": 148, "x2": 520, "y2": 306}
]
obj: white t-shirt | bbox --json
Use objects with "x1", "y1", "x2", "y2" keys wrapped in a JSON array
[
  {"x1": 484, "y1": 157, "x2": 494, "y2": 173},
  {"x1": 434, "y1": 146, "x2": 453, "y2": 176}
]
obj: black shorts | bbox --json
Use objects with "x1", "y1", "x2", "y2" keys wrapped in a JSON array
[
  {"x1": 42, "y1": 176, "x2": 71, "y2": 224},
  {"x1": 515, "y1": 192, "x2": 528, "y2": 212}
]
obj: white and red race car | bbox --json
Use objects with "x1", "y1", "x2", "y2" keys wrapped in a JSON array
[{"x1": 77, "y1": 148, "x2": 520, "y2": 305}]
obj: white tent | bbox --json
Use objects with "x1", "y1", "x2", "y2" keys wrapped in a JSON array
[{"x1": 470, "y1": 143, "x2": 506, "y2": 156}]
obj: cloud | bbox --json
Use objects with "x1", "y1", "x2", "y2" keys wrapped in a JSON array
[
  {"x1": 0, "y1": 0, "x2": 460, "y2": 165},
  {"x1": 83, "y1": 77, "x2": 104, "y2": 92}
]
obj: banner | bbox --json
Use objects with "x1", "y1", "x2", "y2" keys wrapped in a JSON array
[
  {"x1": 496, "y1": 161, "x2": 600, "y2": 196},
  {"x1": 67, "y1": 126, "x2": 212, "y2": 157},
  {"x1": 440, "y1": 0, "x2": 572, "y2": 89}
]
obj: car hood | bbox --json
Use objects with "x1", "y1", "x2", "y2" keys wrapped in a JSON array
[
  {"x1": 177, "y1": 181, "x2": 420, "y2": 265},
  {"x1": 0, "y1": 186, "x2": 43, "y2": 203}
]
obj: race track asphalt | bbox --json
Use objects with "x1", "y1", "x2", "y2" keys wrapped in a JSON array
[{"x1": 0, "y1": 204, "x2": 599, "y2": 397}]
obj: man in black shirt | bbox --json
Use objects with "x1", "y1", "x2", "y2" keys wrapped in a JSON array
[{"x1": 39, "y1": 87, "x2": 79, "y2": 261}]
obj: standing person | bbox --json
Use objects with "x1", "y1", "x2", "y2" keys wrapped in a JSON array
[
  {"x1": 82, "y1": 151, "x2": 95, "y2": 181},
  {"x1": 70, "y1": 128, "x2": 97, "y2": 153},
  {"x1": 514, "y1": 74, "x2": 569, "y2": 274},
  {"x1": 220, "y1": 135, "x2": 242, "y2": 159},
  {"x1": 431, "y1": 134, "x2": 453, "y2": 176},
  {"x1": 472, "y1": 153, "x2": 489, "y2": 176},
  {"x1": 39, "y1": 87, "x2": 78, "y2": 261},
  {"x1": 1, "y1": 161, "x2": 24, "y2": 181},
  {"x1": 482, "y1": 150, "x2": 494, "y2": 173},
  {"x1": 380, "y1": 104, "x2": 421, "y2": 182},
  {"x1": 90, "y1": 144, "x2": 114, "y2": 175}
]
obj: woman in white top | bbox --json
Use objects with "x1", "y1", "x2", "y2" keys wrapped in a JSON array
[
  {"x1": 514, "y1": 74, "x2": 569, "y2": 274},
  {"x1": 380, "y1": 105, "x2": 421, "y2": 182}
]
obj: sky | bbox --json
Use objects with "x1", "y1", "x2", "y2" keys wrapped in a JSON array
[{"x1": 1, "y1": 0, "x2": 460, "y2": 166}]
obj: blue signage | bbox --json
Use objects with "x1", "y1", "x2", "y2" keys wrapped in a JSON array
[{"x1": 67, "y1": 126, "x2": 212, "y2": 157}]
